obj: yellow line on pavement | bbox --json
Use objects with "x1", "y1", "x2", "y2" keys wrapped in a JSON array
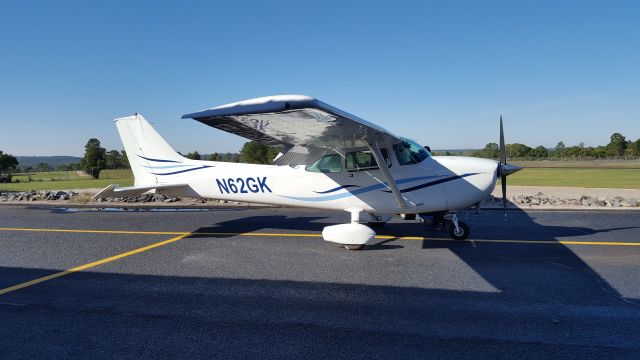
[
  {"x1": 0, "y1": 227, "x2": 186, "y2": 235},
  {"x1": 390, "y1": 236, "x2": 640, "y2": 246},
  {"x1": 0, "y1": 233, "x2": 190, "y2": 296},
  {"x1": 1, "y1": 227, "x2": 639, "y2": 246}
]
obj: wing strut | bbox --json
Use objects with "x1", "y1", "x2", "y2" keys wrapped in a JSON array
[{"x1": 367, "y1": 141, "x2": 408, "y2": 210}]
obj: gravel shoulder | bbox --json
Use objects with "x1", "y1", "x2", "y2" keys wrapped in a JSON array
[{"x1": 492, "y1": 185, "x2": 640, "y2": 199}]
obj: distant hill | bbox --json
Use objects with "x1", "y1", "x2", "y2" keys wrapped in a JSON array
[{"x1": 16, "y1": 156, "x2": 82, "y2": 168}]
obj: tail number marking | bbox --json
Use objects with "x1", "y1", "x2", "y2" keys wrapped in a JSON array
[{"x1": 216, "y1": 177, "x2": 272, "y2": 194}]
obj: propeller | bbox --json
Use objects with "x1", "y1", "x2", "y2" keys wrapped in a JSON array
[{"x1": 498, "y1": 115, "x2": 522, "y2": 209}]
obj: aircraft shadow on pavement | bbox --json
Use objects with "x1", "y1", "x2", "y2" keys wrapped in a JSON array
[
  {"x1": 408, "y1": 208, "x2": 638, "y2": 307},
  {"x1": 191, "y1": 215, "x2": 404, "y2": 250}
]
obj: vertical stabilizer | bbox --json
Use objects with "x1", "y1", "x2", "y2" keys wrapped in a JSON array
[{"x1": 114, "y1": 114, "x2": 185, "y2": 186}]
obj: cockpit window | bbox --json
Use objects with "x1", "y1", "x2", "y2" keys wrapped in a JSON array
[
  {"x1": 393, "y1": 138, "x2": 430, "y2": 165},
  {"x1": 305, "y1": 154, "x2": 342, "y2": 173}
]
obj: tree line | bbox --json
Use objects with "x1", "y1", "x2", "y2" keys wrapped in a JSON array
[
  {"x1": 181, "y1": 142, "x2": 281, "y2": 164},
  {"x1": 471, "y1": 133, "x2": 640, "y2": 160},
  {"x1": 77, "y1": 139, "x2": 281, "y2": 179}
]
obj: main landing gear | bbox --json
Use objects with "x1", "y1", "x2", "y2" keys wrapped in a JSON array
[
  {"x1": 421, "y1": 211, "x2": 470, "y2": 241},
  {"x1": 322, "y1": 208, "x2": 376, "y2": 250}
]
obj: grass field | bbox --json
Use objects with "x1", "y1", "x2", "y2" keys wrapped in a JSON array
[
  {"x1": 505, "y1": 168, "x2": 640, "y2": 189},
  {"x1": 1, "y1": 169, "x2": 133, "y2": 192},
  {"x1": 512, "y1": 160, "x2": 640, "y2": 169}
]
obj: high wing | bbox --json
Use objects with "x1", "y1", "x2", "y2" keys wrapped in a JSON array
[
  {"x1": 182, "y1": 95, "x2": 409, "y2": 208},
  {"x1": 181, "y1": 95, "x2": 401, "y2": 155}
]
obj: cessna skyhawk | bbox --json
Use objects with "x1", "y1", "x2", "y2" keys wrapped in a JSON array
[{"x1": 96, "y1": 95, "x2": 521, "y2": 249}]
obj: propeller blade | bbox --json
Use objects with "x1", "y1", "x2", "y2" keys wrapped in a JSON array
[
  {"x1": 499, "y1": 115, "x2": 506, "y2": 165},
  {"x1": 501, "y1": 172, "x2": 507, "y2": 209},
  {"x1": 497, "y1": 115, "x2": 523, "y2": 210}
]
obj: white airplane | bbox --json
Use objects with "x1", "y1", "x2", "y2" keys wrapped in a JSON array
[{"x1": 96, "y1": 95, "x2": 521, "y2": 250}]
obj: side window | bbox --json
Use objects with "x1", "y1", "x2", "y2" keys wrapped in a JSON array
[
  {"x1": 345, "y1": 149, "x2": 391, "y2": 171},
  {"x1": 305, "y1": 154, "x2": 342, "y2": 173}
]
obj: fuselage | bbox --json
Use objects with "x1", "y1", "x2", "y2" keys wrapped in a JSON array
[{"x1": 150, "y1": 155, "x2": 498, "y2": 215}]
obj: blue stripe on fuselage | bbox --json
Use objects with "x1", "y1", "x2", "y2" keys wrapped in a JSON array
[
  {"x1": 137, "y1": 154, "x2": 181, "y2": 163},
  {"x1": 150, "y1": 165, "x2": 213, "y2": 175},
  {"x1": 279, "y1": 175, "x2": 442, "y2": 202}
]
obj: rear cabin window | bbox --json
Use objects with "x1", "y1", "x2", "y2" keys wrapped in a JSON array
[
  {"x1": 305, "y1": 154, "x2": 343, "y2": 173},
  {"x1": 345, "y1": 149, "x2": 391, "y2": 171}
]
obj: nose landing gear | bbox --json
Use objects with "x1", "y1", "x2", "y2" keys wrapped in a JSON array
[
  {"x1": 421, "y1": 211, "x2": 470, "y2": 241},
  {"x1": 444, "y1": 212, "x2": 470, "y2": 241}
]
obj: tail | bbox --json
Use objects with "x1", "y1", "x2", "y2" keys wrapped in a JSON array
[{"x1": 114, "y1": 114, "x2": 185, "y2": 187}]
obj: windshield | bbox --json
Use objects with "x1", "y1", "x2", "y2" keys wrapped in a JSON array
[{"x1": 393, "y1": 138, "x2": 431, "y2": 165}]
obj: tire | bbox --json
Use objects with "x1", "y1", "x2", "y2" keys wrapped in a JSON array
[
  {"x1": 343, "y1": 244, "x2": 365, "y2": 250},
  {"x1": 447, "y1": 221, "x2": 470, "y2": 241}
]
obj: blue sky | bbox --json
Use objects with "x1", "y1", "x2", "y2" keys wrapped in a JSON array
[{"x1": 1, "y1": 0, "x2": 638, "y2": 156}]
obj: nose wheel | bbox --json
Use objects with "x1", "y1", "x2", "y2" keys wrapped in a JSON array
[
  {"x1": 447, "y1": 221, "x2": 469, "y2": 240},
  {"x1": 444, "y1": 212, "x2": 470, "y2": 241}
]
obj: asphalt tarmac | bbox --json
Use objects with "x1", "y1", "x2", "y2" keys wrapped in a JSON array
[{"x1": 0, "y1": 205, "x2": 639, "y2": 359}]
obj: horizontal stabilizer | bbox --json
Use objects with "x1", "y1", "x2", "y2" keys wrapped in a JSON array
[{"x1": 93, "y1": 183, "x2": 191, "y2": 200}]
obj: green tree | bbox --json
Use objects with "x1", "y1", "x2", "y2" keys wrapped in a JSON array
[
  {"x1": 474, "y1": 143, "x2": 499, "y2": 159},
  {"x1": 564, "y1": 146, "x2": 583, "y2": 158},
  {"x1": 239, "y1": 141, "x2": 269, "y2": 164},
  {"x1": 580, "y1": 147, "x2": 594, "y2": 158},
  {"x1": 530, "y1": 146, "x2": 548, "y2": 158},
  {"x1": 554, "y1": 141, "x2": 566, "y2": 157},
  {"x1": 81, "y1": 138, "x2": 106, "y2": 179},
  {"x1": 0, "y1": 150, "x2": 19, "y2": 182},
  {"x1": 607, "y1": 133, "x2": 627, "y2": 157},
  {"x1": 209, "y1": 153, "x2": 221, "y2": 161},
  {"x1": 505, "y1": 143, "x2": 532, "y2": 158},
  {"x1": 629, "y1": 139, "x2": 640, "y2": 156},
  {"x1": 0, "y1": 151, "x2": 19, "y2": 172},
  {"x1": 185, "y1": 151, "x2": 201, "y2": 160},
  {"x1": 105, "y1": 150, "x2": 123, "y2": 169},
  {"x1": 239, "y1": 141, "x2": 281, "y2": 164},
  {"x1": 593, "y1": 146, "x2": 608, "y2": 159}
]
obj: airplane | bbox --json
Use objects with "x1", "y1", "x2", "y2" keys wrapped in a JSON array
[{"x1": 95, "y1": 95, "x2": 522, "y2": 250}]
